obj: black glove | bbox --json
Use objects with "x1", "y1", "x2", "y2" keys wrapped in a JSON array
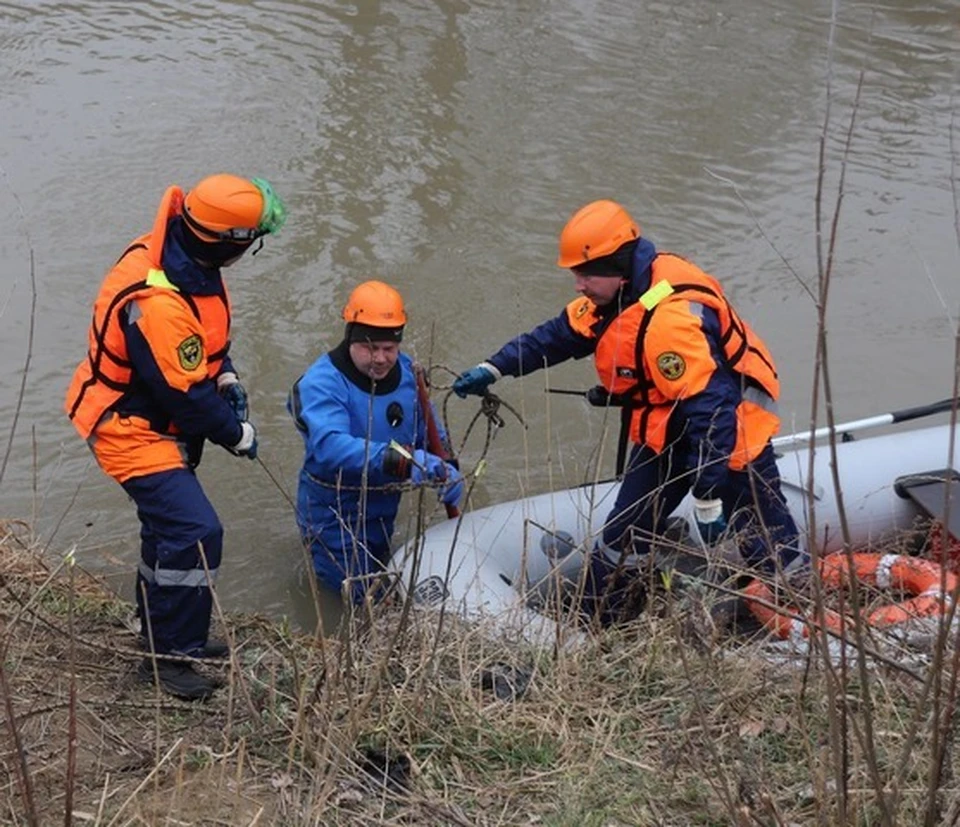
[{"x1": 586, "y1": 385, "x2": 610, "y2": 406}]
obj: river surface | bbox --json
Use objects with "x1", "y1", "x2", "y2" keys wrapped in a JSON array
[{"x1": 1, "y1": 0, "x2": 958, "y2": 631}]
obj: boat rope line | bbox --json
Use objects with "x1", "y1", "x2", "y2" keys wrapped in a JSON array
[
  {"x1": 744, "y1": 551, "x2": 959, "y2": 641},
  {"x1": 428, "y1": 363, "x2": 526, "y2": 472}
]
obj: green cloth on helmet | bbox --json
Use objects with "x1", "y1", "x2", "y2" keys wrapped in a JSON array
[{"x1": 252, "y1": 177, "x2": 288, "y2": 235}]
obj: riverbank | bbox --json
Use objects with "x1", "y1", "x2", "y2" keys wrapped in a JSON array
[{"x1": 2, "y1": 519, "x2": 958, "y2": 826}]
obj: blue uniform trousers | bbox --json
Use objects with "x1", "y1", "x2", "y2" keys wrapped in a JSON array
[
  {"x1": 584, "y1": 442, "x2": 801, "y2": 625},
  {"x1": 122, "y1": 468, "x2": 223, "y2": 655}
]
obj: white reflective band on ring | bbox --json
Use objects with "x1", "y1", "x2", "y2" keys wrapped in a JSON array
[
  {"x1": 138, "y1": 560, "x2": 218, "y2": 588},
  {"x1": 789, "y1": 619, "x2": 807, "y2": 643},
  {"x1": 919, "y1": 587, "x2": 951, "y2": 600},
  {"x1": 876, "y1": 554, "x2": 899, "y2": 589}
]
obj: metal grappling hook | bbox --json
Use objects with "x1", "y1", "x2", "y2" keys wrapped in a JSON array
[{"x1": 479, "y1": 390, "x2": 507, "y2": 430}]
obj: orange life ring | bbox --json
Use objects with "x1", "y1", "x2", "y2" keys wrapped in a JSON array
[{"x1": 744, "y1": 552, "x2": 958, "y2": 641}]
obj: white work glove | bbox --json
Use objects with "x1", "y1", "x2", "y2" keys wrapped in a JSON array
[
  {"x1": 693, "y1": 497, "x2": 727, "y2": 547},
  {"x1": 228, "y1": 421, "x2": 258, "y2": 460}
]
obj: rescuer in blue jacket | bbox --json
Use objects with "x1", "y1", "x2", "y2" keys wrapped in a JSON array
[
  {"x1": 288, "y1": 281, "x2": 464, "y2": 603},
  {"x1": 453, "y1": 200, "x2": 804, "y2": 625}
]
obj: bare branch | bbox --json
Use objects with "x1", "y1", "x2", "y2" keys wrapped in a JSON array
[{"x1": 702, "y1": 166, "x2": 816, "y2": 303}]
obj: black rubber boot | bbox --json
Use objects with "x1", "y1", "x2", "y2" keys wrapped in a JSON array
[
  {"x1": 199, "y1": 639, "x2": 229, "y2": 658},
  {"x1": 139, "y1": 637, "x2": 229, "y2": 659},
  {"x1": 138, "y1": 659, "x2": 217, "y2": 701}
]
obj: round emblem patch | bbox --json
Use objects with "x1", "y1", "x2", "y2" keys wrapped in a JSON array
[
  {"x1": 656, "y1": 351, "x2": 686, "y2": 381},
  {"x1": 176, "y1": 334, "x2": 204, "y2": 371}
]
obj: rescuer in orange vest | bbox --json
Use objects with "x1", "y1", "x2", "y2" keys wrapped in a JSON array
[
  {"x1": 65, "y1": 174, "x2": 287, "y2": 699},
  {"x1": 453, "y1": 200, "x2": 805, "y2": 625}
]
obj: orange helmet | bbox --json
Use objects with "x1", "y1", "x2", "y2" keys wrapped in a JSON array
[
  {"x1": 556, "y1": 200, "x2": 640, "y2": 268},
  {"x1": 342, "y1": 280, "x2": 408, "y2": 328},
  {"x1": 182, "y1": 174, "x2": 286, "y2": 242}
]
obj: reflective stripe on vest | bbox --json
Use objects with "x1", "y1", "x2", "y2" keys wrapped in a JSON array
[
  {"x1": 145, "y1": 267, "x2": 177, "y2": 290},
  {"x1": 743, "y1": 384, "x2": 779, "y2": 415},
  {"x1": 591, "y1": 254, "x2": 781, "y2": 460},
  {"x1": 139, "y1": 560, "x2": 219, "y2": 588},
  {"x1": 639, "y1": 279, "x2": 674, "y2": 310},
  {"x1": 144, "y1": 269, "x2": 229, "y2": 363}
]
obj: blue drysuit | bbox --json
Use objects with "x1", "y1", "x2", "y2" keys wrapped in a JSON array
[{"x1": 288, "y1": 343, "x2": 435, "y2": 602}]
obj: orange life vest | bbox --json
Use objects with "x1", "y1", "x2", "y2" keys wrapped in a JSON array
[
  {"x1": 64, "y1": 186, "x2": 232, "y2": 443},
  {"x1": 565, "y1": 253, "x2": 780, "y2": 469}
]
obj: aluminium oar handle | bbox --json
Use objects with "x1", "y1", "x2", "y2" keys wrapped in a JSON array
[{"x1": 773, "y1": 397, "x2": 958, "y2": 448}]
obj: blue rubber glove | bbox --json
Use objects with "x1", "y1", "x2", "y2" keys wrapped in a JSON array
[
  {"x1": 452, "y1": 363, "x2": 498, "y2": 398},
  {"x1": 440, "y1": 464, "x2": 464, "y2": 507},
  {"x1": 694, "y1": 497, "x2": 727, "y2": 546},
  {"x1": 228, "y1": 421, "x2": 258, "y2": 460},
  {"x1": 218, "y1": 373, "x2": 249, "y2": 422},
  {"x1": 409, "y1": 449, "x2": 463, "y2": 505},
  {"x1": 410, "y1": 449, "x2": 449, "y2": 486}
]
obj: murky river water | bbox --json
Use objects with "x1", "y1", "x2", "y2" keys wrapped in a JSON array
[{"x1": 1, "y1": 0, "x2": 957, "y2": 631}]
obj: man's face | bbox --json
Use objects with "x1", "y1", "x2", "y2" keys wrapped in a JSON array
[
  {"x1": 349, "y1": 340, "x2": 400, "y2": 380},
  {"x1": 573, "y1": 272, "x2": 623, "y2": 306}
]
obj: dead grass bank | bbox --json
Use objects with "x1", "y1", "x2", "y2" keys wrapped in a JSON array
[{"x1": 2, "y1": 520, "x2": 959, "y2": 826}]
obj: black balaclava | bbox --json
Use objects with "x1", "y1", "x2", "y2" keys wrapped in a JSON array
[
  {"x1": 177, "y1": 217, "x2": 254, "y2": 267},
  {"x1": 573, "y1": 239, "x2": 638, "y2": 279}
]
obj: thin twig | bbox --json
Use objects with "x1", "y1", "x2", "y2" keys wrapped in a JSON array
[
  {"x1": 0, "y1": 164, "x2": 35, "y2": 491},
  {"x1": 922, "y1": 80, "x2": 960, "y2": 827},
  {"x1": 0, "y1": 248, "x2": 36, "y2": 490},
  {"x1": 0, "y1": 658, "x2": 38, "y2": 826},
  {"x1": 103, "y1": 737, "x2": 184, "y2": 827},
  {"x1": 702, "y1": 166, "x2": 815, "y2": 303},
  {"x1": 64, "y1": 557, "x2": 77, "y2": 827}
]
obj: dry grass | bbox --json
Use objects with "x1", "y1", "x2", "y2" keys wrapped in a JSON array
[{"x1": 3, "y1": 519, "x2": 960, "y2": 826}]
